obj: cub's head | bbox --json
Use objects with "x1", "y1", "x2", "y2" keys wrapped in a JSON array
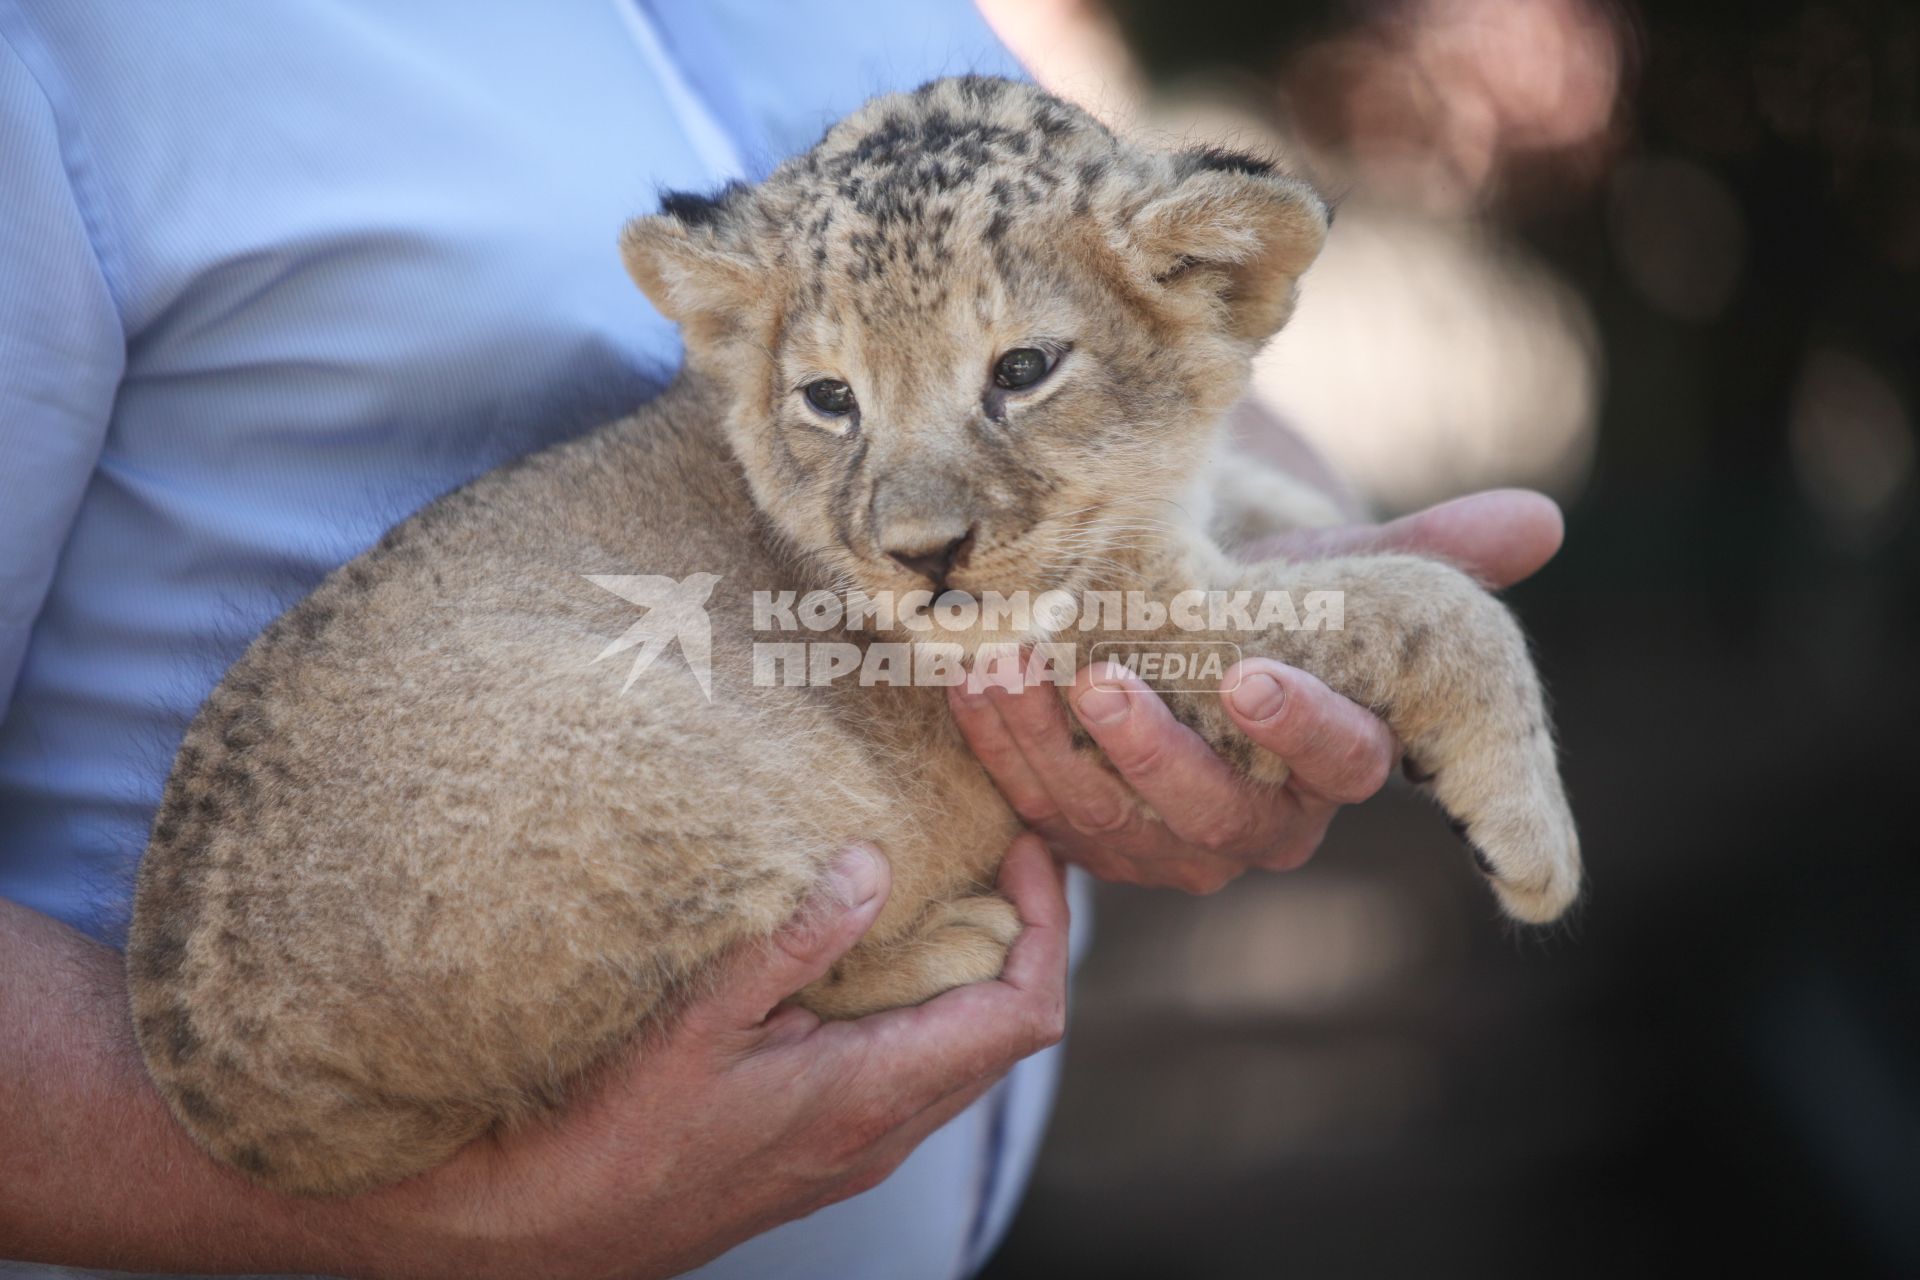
[{"x1": 622, "y1": 76, "x2": 1326, "y2": 635}]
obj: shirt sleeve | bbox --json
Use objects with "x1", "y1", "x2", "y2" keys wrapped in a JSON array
[{"x1": 0, "y1": 19, "x2": 126, "y2": 717}]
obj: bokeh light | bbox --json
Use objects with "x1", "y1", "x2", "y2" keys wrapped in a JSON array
[{"x1": 1789, "y1": 347, "x2": 1915, "y2": 547}]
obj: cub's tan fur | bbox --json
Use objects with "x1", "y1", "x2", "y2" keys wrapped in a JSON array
[{"x1": 127, "y1": 77, "x2": 1580, "y2": 1196}]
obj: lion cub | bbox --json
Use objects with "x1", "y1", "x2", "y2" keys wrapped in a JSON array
[{"x1": 127, "y1": 76, "x2": 1580, "y2": 1195}]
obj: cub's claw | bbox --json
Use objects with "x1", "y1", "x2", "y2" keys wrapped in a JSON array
[{"x1": 1431, "y1": 741, "x2": 1581, "y2": 924}]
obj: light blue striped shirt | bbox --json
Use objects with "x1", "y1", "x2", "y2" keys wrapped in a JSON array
[{"x1": 0, "y1": 3, "x2": 1073, "y2": 1275}]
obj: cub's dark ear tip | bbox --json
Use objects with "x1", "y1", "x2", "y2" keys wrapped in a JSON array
[
  {"x1": 658, "y1": 181, "x2": 750, "y2": 229},
  {"x1": 1181, "y1": 145, "x2": 1280, "y2": 178}
]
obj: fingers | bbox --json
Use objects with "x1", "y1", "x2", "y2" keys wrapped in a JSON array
[
  {"x1": 733, "y1": 836, "x2": 1066, "y2": 1206},
  {"x1": 946, "y1": 683, "x2": 1060, "y2": 824},
  {"x1": 1222, "y1": 660, "x2": 1396, "y2": 807},
  {"x1": 1372, "y1": 489, "x2": 1564, "y2": 587},
  {"x1": 973, "y1": 680, "x2": 1158, "y2": 847},
  {"x1": 688, "y1": 845, "x2": 891, "y2": 1037},
  {"x1": 950, "y1": 682, "x2": 1167, "y2": 880},
  {"x1": 990, "y1": 831, "x2": 1071, "y2": 989},
  {"x1": 1068, "y1": 663, "x2": 1278, "y2": 855},
  {"x1": 814, "y1": 834, "x2": 1070, "y2": 1101},
  {"x1": 1243, "y1": 489, "x2": 1565, "y2": 589},
  {"x1": 950, "y1": 669, "x2": 1289, "y2": 889}
]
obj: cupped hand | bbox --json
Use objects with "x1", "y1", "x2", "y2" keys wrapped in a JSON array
[
  {"x1": 340, "y1": 836, "x2": 1069, "y2": 1280},
  {"x1": 948, "y1": 489, "x2": 1564, "y2": 893}
]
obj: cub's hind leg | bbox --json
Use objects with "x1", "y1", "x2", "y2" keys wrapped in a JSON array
[
  {"x1": 129, "y1": 673, "x2": 892, "y2": 1196},
  {"x1": 130, "y1": 822, "x2": 845, "y2": 1197}
]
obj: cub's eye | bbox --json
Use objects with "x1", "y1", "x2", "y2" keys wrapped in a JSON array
[
  {"x1": 993, "y1": 347, "x2": 1054, "y2": 390},
  {"x1": 803, "y1": 379, "x2": 857, "y2": 416}
]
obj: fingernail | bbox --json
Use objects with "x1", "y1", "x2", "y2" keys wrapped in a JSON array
[
  {"x1": 1076, "y1": 684, "x2": 1130, "y2": 726},
  {"x1": 828, "y1": 844, "x2": 884, "y2": 909},
  {"x1": 1231, "y1": 671, "x2": 1285, "y2": 722}
]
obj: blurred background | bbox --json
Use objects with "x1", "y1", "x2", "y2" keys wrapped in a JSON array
[{"x1": 971, "y1": 1, "x2": 1920, "y2": 1275}]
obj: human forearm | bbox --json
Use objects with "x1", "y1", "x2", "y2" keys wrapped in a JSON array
[{"x1": 0, "y1": 896, "x2": 361, "y2": 1275}]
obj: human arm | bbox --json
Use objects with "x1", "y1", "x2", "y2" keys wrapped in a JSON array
[{"x1": 1, "y1": 836, "x2": 1068, "y2": 1279}]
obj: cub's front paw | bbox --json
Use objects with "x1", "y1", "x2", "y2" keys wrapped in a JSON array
[{"x1": 1406, "y1": 728, "x2": 1581, "y2": 924}]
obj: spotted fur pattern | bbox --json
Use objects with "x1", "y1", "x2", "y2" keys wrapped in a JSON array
[{"x1": 128, "y1": 77, "x2": 1579, "y2": 1196}]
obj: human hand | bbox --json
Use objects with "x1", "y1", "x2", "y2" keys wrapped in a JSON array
[
  {"x1": 947, "y1": 489, "x2": 1564, "y2": 893},
  {"x1": 339, "y1": 836, "x2": 1069, "y2": 1280}
]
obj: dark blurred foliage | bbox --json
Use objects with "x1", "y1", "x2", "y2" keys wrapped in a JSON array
[{"x1": 983, "y1": 2, "x2": 1920, "y2": 1276}]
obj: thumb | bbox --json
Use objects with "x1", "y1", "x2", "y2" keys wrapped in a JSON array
[
  {"x1": 1245, "y1": 489, "x2": 1565, "y2": 589},
  {"x1": 1367, "y1": 489, "x2": 1565, "y2": 588},
  {"x1": 693, "y1": 844, "x2": 891, "y2": 1036}
]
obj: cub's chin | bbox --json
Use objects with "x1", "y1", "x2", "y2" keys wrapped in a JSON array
[
  {"x1": 901, "y1": 618, "x2": 1059, "y2": 663},
  {"x1": 883, "y1": 579, "x2": 1089, "y2": 660},
  {"x1": 819, "y1": 559, "x2": 1099, "y2": 657}
]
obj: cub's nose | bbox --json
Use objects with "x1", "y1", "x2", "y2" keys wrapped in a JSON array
[{"x1": 887, "y1": 527, "x2": 975, "y2": 588}]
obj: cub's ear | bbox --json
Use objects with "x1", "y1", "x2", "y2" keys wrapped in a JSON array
[
  {"x1": 1121, "y1": 149, "x2": 1329, "y2": 343},
  {"x1": 620, "y1": 183, "x2": 760, "y2": 343}
]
